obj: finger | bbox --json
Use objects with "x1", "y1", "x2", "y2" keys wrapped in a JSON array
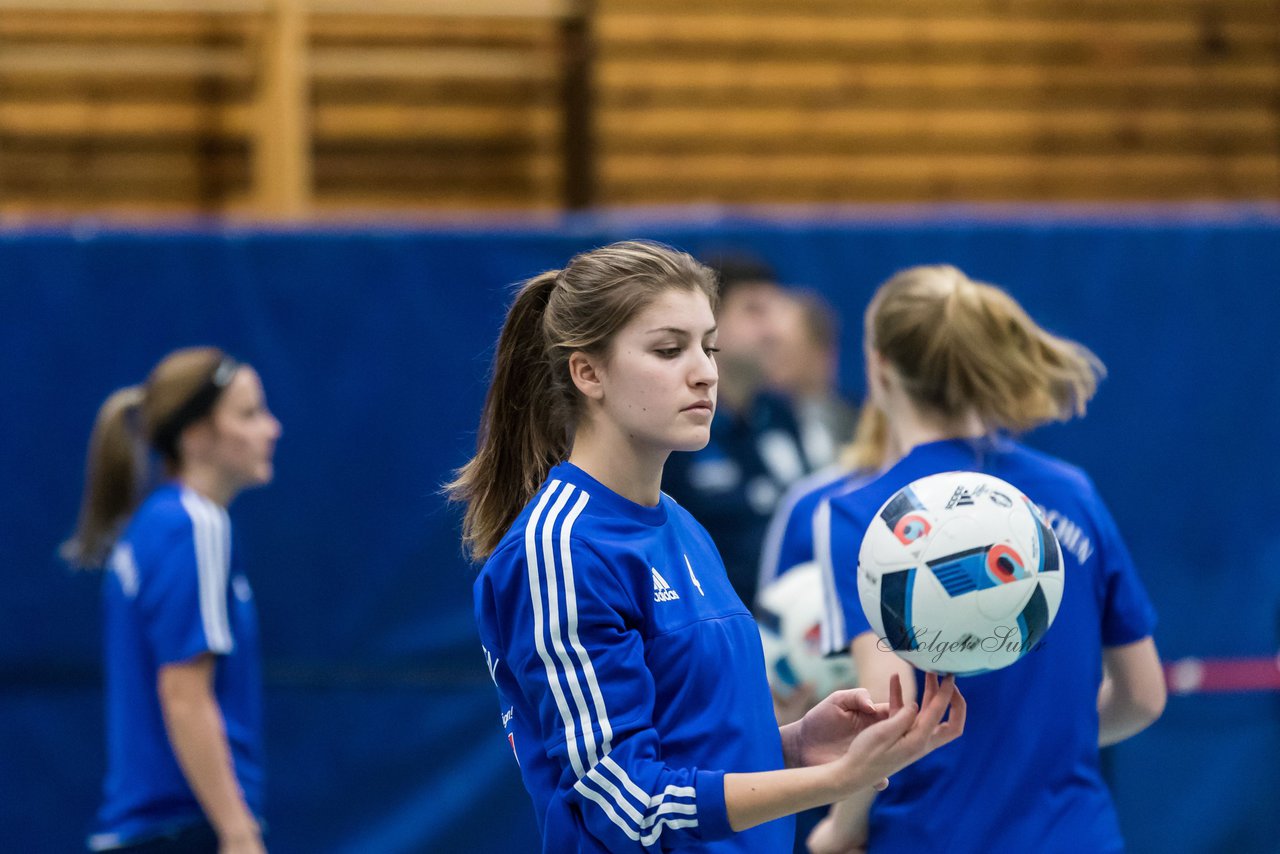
[
  {"x1": 888, "y1": 672, "x2": 904, "y2": 715},
  {"x1": 921, "y1": 676, "x2": 952, "y2": 722},
  {"x1": 851, "y1": 689, "x2": 880, "y2": 715},
  {"x1": 920, "y1": 670, "x2": 938, "y2": 706},
  {"x1": 872, "y1": 776, "x2": 890, "y2": 791},
  {"x1": 918, "y1": 674, "x2": 957, "y2": 728},
  {"x1": 828, "y1": 687, "x2": 876, "y2": 713},
  {"x1": 864, "y1": 696, "x2": 917, "y2": 746},
  {"x1": 934, "y1": 682, "x2": 967, "y2": 744}
]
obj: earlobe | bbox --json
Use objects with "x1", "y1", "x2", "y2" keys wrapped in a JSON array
[{"x1": 568, "y1": 351, "x2": 605, "y2": 401}]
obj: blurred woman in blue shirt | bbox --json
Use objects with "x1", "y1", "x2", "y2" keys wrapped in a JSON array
[
  {"x1": 810, "y1": 265, "x2": 1165, "y2": 854},
  {"x1": 64, "y1": 347, "x2": 280, "y2": 854}
]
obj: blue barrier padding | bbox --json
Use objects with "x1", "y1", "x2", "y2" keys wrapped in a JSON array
[{"x1": 1, "y1": 208, "x2": 1276, "y2": 853}]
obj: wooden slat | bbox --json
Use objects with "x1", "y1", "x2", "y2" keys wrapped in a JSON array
[
  {"x1": 312, "y1": 78, "x2": 550, "y2": 103},
  {"x1": 0, "y1": 150, "x2": 248, "y2": 187},
  {"x1": 0, "y1": 101, "x2": 562, "y2": 140},
  {"x1": 0, "y1": 44, "x2": 252, "y2": 77},
  {"x1": 0, "y1": 198, "x2": 257, "y2": 219},
  {"x1": 309, "y1": 191, "x2": 562, "y2": 210},
  {"x1": 310, "y1": 47, "x2": 556, "y2": 81},
  {"x1": 308, "y1": 0, "x2": 581, "y2": 19},
  {"x1": 0, "y1": 0, "x2": 580, "y2": 15},
  {"x1": 0, "y1": 101, "x2": 254, "y2": 136},
  {"x1": 597, "y1": 14, "x2": 1277, "y2": 49},
  {"x1": 601, "y1": 152, "x2": 1280, "y2": 190},
  {"x1": 597, "y1": 13, "x2": 1279, "y2": 68},
  {"x1": 0, "y1": 13, "x2": 262, "y2": 40},
  {"x1": 312, "y1": 104, "x2": 560, "y2": 141},
  {"x1": 312, "y1": 153, "x2": 558, "y2": 186},
  {"x1": 597, "y1": 0, "x2": 1276, "y2": 19},
  {"x1": 309, "y1": 15, "x2": 559, "y2": 45},
  {"x1": 598, "y1": 107, "x2": 1278, "y2": 155},
  {"x1": 598, "y1": 61, "x2": 1278, "y2": 104},
  {"x1": 0, "y1": 0, "x2": 266, "y2": 11}
]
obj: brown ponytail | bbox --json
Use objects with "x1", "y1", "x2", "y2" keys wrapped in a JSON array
[
  {"x1": 62, "y1": 346, "x2": 229, "y2": 568},
  {"x1": 61, "y1": 386, "x2": 147, "y2": 567},
  {"x1": 448, "y1": 240, "x2": 718, "y2": 560},
  {"x1": 868, "y1": 265, "x2": 1104, "y2": 434},
  {"x1": 447, "y1": 271, "x2": 569, "y2": 562}
]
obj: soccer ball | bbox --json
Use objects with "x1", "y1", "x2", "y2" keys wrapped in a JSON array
[
  {"x1": 757, "y1": 561, "x2": 858, "y2": 698},
  {"x1": 857, "y1": 471, "x2": 1064, "y2": 675}
]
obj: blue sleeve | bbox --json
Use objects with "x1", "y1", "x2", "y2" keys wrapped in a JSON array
[
  {"x1": 1091, "y1": 497, "x2": 1157, "y2": 647},
  {"x1": 137, "y1": 507, "x2": 234, "y2": 666},
  {"x1": 818, "y1": 496, "x2": 872, "y2": 655},
  {"x1": 499, "y1": 535, "x2": 733, "y2": 851},
  {"x1": 758, "y1": 488, "x2": 819, "y2": 594}
]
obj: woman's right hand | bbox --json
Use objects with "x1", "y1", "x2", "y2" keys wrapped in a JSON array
[
  {"x1": 725, "y1": 670, "x2": 964, "y2": 834},
  {"x1": 828, "y1": 671, "x2": 965, "y2": 795}
]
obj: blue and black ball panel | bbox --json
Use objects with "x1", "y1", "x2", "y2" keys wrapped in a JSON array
[
  {"x1": 880, "y1": 568, "x2": 918, "y2": 651},
  {"x1": 1016, "y1": 583, "x2": 1051, "y2": 652},
  {"x1": 928, "y1": 544, "x2": 1030, "y2": 596},
  {"x1": 1029, "y1": 504, "x2": 1060, "y2": 573},
  {"x1": 879, "y1": 487, "x2": 925, "y2": 531}
]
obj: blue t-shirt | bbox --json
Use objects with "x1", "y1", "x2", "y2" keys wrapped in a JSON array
[
  {"x1": 757, "y1": 464, "x2": 876, "y2": 593},
  {"x1": 89, "y1": 483, "x2": 264, "y2": 851},
  {"x1": 475, "y1": 462, "x2": 793, "y2": 853},
  {"x1": 819, "y1": 438, "x2": 1156, "y2": 854}
]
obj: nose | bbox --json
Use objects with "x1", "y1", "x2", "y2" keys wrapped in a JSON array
[{"x1": 690, "y1": 348, "x2": 718, "y2": 389}]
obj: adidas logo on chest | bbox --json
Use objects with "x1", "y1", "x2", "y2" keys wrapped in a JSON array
[{"x1": 651, "y1": 568, "x2": 680, "y2": 603}]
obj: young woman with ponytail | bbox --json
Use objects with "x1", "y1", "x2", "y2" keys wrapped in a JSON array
[
  {"x1": 64, "y1": 347, "x2": 280, "y2": 854},
  {"x1": 809, "y1": 266, "x2": 1165, "y2": 854},
  {"x1": 450, "y1": 241, "x2": 964, "y2": 852}
]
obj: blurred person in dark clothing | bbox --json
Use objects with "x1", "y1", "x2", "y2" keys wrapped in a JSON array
[{"x1": 766, "y1": 289, "x2": 858, "y2": 471}]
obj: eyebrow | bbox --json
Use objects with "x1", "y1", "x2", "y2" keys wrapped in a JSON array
[{"x1": 645, "y1": 325, "x2": 718, "y2": 336}]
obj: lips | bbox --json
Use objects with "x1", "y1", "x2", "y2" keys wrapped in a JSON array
[{"x1": 682, "y1": 401, "x2": 713, "y2": 413}]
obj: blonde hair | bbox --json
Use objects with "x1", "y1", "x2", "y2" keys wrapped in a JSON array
[
  {"x1": 867, "y1": 265, "x2": 1104, "y2": 433},
  {"x1": 447, "y1": 240, "x2": 718, "y2": 561},
  {"x1": 62, "y1": 347, "x2": 230, "y2": 567},
  {"x1": 839, "y1": 400, "x2": 892, "y2": 472}
]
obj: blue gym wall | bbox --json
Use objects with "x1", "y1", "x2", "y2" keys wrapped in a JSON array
[{"x1": 1, "y1": 207, "x2": 1276, "y2": 852}]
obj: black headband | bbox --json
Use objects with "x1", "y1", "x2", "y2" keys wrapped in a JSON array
[{"x1": 150, "y1": 356, "x2": 241, "y2": 461}]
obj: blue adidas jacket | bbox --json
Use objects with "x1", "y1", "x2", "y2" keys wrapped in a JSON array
[{"x1": 474, "y1": 462, "x2": 794, "y2": 852}]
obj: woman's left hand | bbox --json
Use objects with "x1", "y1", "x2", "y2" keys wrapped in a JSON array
[{"x1": 783, "y1": 687, "x2": 892, "y2": 777}]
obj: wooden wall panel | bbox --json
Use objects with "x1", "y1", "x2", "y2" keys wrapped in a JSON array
[
  {"x1": 0, "y1": 0, "x2": 1275, "y2": 216},
  {"x1": 0, "y1": 4, "x2": 568, "y2": 218},
  {"x1": 595, "y1": 0, "x2": 1280, "y2": 204}
]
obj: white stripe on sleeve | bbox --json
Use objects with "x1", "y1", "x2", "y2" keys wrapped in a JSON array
[
  {"x1": 815, "y1": 498, "x2": 846, "y2": 657},
  {"x1": 558, "y1": 490, "x2": 613, "y2": 763},
  {"x1": 524, "y1": 481, "x2": 587, "y2": 778},
  {"x1": 179, "y1": 489, "x2": 233, "y2": 653},
  {"x1": 541, "y1": 484, "x2": 603, "y2": 773}
]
